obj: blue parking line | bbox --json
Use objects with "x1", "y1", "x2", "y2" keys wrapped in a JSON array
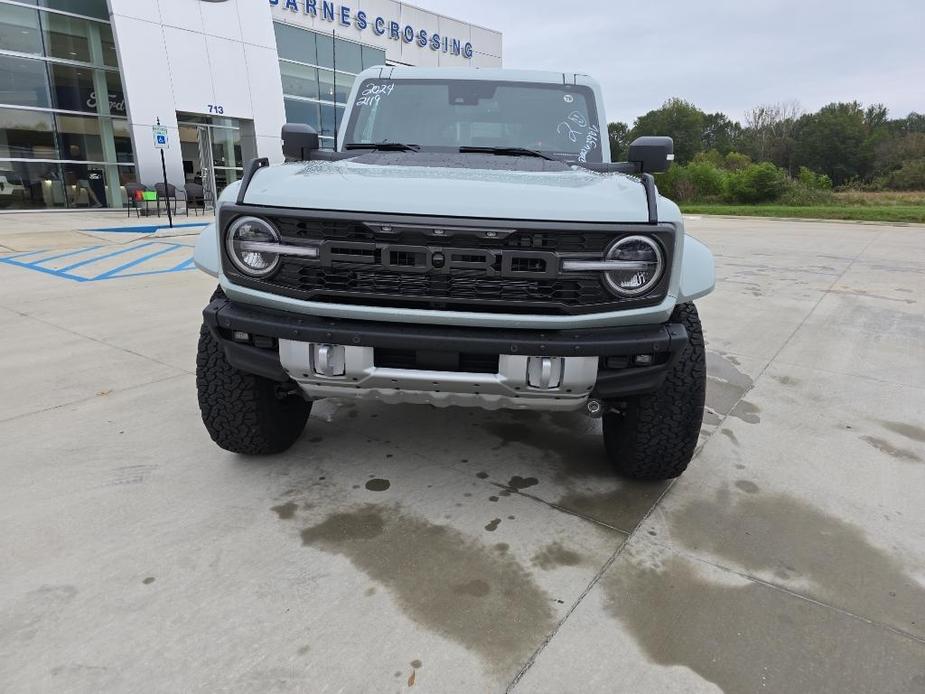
[
  {"x1": 86, "y1": 222, "x2": 206, "y2": 234},
  {"x1": 169, "y1": 257, "x2": 196, "y2": 271},
  {"x1": 92, "y1": 245, "x2": 182, "y2": 280},
  {"x1": 30, "y1": 245, "x2": 104, "y2": 265},
  {"x1": 3, "y1": 248, "x2": 49, "y2": 260},
  {"x1": 0, "y1": 258, "x2": 88, "y2": 282},
  {"x1": 58, "y1": 242, "x2": 158, "y2": 272}
]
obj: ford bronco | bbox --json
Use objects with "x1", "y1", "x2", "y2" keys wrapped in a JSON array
[{"x1": 193, "y1": 67, "x2": 715, "y2": 480}]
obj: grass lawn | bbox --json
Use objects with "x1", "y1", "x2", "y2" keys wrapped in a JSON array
[{"x1": 681, "y1": 191, "x2": 925, "y2": 223}]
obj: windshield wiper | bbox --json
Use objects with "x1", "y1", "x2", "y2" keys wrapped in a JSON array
[
  {"x1": 345, "y1": 142, "x2": 421, "y2": 152},
  {"x1": 458, "y1": 146, "x2": 557, "y2": 161}
]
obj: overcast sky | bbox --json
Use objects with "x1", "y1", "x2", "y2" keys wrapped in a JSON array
[{"x1": 420, "y1": 0, "x2": 925, "y2": 126}]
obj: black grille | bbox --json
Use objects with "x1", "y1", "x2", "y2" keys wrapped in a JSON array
[
  {"x1": 271, "y1": 216, "x2": 619, "y2": 253},
  {"x1": 224, "y1": 213, "x2": 671, "y2": 315}
]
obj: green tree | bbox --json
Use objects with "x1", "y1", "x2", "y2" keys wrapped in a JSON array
[
  {"x1": 702, "y1": 112, "x2": 741, "y2": 154},
  {"x1": 629, "y1": 98, "x2": 706, "y2": 164},
  {"x1": 793, "y1": 102, "x2": 871, "y2": 185},
  {"x1": 607, "y1": 121, "x2": 629, "y2": 161}
]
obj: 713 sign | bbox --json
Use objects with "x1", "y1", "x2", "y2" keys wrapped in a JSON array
[{"x1": 208, "y1": 104, "x2": 225, "y2": 115}]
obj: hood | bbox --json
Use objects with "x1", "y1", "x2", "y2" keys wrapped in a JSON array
[{"x1": 241, "y1": 155, "x2": 651, "y2": 223}]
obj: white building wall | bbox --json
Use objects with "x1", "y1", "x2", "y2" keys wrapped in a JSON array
[
  {"x1": 107, "y1": 0, "x2": 501, "y2": 189},
  {"x1": 108, "y1": 0, "x2": 286, "y2": 187}
]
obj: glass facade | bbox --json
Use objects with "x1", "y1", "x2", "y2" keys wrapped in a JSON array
[
  {"x1": 275, "y1": 22, "x2": 386, "y2": 149},
  {"x1": 0, "y1": 0, "x2": 134, "y2": 209}
]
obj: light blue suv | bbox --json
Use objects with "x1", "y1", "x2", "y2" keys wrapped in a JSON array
[{"x1": 193, "y1": 68, "x2": 715, "y2": 480}]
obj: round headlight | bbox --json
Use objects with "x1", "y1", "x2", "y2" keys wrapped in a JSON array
[
  {"x1": 603, "y1": 235, "x2": 664, "y2": 297},
  {"x1": 226, "y1": 216, "x2": 280, "y2": 277}
]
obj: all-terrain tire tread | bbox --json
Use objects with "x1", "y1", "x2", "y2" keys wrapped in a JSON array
[
  {"x1": 196, "y1": 291, "x2": 310, "y2": 454},
  {"x1": 603, "y1": 302, "x2": 706, "y2": 480}
]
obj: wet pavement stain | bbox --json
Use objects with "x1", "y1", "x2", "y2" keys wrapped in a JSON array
[
  {"x1": 507, "y1": 476, "x2": 538, "y2": 491},
  {"x1": 531, "y1": 542, "x2": 584, "y2": 570},
  {"x1": 299, "y1": 504, "x2": 555, "y2": 674},
  {"x1": 485, "y1": 412, "x2": 668, "y2": 531},
  {"x1": 706, "y1": 351, "x2": 755, "y2": 415},
  {"x1": 365, "y1": 478, "x2": 392, "y2": 492},
  {"x1": 271, "y1": 501, "x2": 299, "y2": 520},
  {"x1": 664, "y1": 491, "x2": 925, "y2": 636},
  {"x1": 772, "y1": 375, "x2": 800, "y2": 386},
  {"x1": 734, "y1": 480, "x2": 760, "y2": 494},
  {"x1": 142, "y1": 577, "x2": 155, "y2": 585},
  {"x1": 877, "y1": 419, "x2": 925, "y2": 444},
  {"x1": 475, "y1": 471, "x2": 489, "y2": 479},
  {"x1": 603, "y1": 545, "x2": 925, "y2": 694},
  {"x1": 860, "y1": 435, "x2": 922, "y2": 463},
  {"x1": 484, "y1": 519, "x2": 501, "y2": 532},
  {"x1": 555, "y1": 482, "x2": 666, "y2": 533},
  {"x1": 720, "y1": 428, "x2": 740, "y2": 446},
  {"x1": 729, "y1": 400, "x2": 761, "y2": 424}
]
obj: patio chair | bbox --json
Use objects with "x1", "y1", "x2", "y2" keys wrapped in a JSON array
[
  {"x1": 155, "y1": 182, "x2": 187, "y2": 217},
  {"x1": 124, "y1": 183, "x2": 151, "y2": 218},
  {"x1": 184, "y1": 183, "x2": 214, "y2": 216}
]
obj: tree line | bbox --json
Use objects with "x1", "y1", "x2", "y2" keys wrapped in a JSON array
[{"x1": 609, "y1": 98, "x2": 925, "y2": 203}]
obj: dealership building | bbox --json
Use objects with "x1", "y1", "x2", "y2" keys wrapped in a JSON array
[{"x1": 0, "y1": 0, "x2": 502, "y2": 210}]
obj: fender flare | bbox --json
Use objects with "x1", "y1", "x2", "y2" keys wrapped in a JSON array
[
  {"x1": 677, "y1": 234, "x2": 715, "y2": 303},
  {"x1": 193, "y1": 221, "x2": 219, "y2": 277}
]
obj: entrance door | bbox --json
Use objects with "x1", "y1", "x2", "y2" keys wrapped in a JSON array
[
  {"x1": 197, "y1": 125, "x2": 216, "y2": 203},
  {"x1": 177, "y1": 112, "x2": 245, "y2": 201}
]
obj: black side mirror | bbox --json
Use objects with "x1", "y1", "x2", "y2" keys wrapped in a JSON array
[
  {"x1": 282, "y1": 123, "x2": 320, "y2": 161},
  {"x1": 628, "y1": 136, "x2": 675, "y2": 173}
]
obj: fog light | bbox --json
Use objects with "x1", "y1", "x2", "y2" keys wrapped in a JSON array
[
  {"x1": 634, "y1": 354, "x2": 654, "y2": 366},
  {"x1": 527, "y1": 356, "x2": 563, "y2": 390},
  {"x1": 232, "y1": 331, "x2": 250, "y2": 342},
  {"x1": 311, "y1": 344, "x2": 346, "y2": 377}
]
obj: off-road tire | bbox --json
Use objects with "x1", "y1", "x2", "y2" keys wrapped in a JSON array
[
  {"x1": 602, "y1": 302, "x2": 706, "y2": 480},
  {"x1": 196, "y1": 295, "x2": 310, "y2": 454}
]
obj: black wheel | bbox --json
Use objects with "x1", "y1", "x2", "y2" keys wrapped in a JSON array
[
  {"x1": 196, "y1": 294, "x2": 310, "y2": 454},
  {"x1": 602, "y1": 302, "x2": 706, "y2": 480}
]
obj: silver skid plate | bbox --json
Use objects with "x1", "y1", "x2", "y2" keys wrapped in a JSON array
[{"x1": 279, "y1": 340, "x2": 598, "y2": 411}]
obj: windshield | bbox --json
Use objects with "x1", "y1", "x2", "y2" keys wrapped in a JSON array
[{"x1": 342, "y1": 79, "x2": 604, "y2": 163}]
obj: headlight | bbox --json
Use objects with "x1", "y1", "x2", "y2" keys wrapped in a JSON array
[
  {"x1": 602, "y1": 235, "x2": 664, "y2": 297},
  {"x1": 226, "y1": 216, "x2": 280, "y2": 277}
]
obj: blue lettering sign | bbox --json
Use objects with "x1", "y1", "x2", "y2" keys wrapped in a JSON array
[{"x1": 267, "y1": 1, "x2": 475, "y2": 59}]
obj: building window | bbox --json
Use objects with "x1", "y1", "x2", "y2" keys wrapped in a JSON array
[
  {"x1": 275, "y1": 22, "x2": 385, "y2": 149},
  {"x1": 0, "y1": 1, "x2": 133, "y2": 209}
]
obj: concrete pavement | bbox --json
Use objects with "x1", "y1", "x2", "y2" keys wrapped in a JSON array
[{"x1": 0, "y1": 216, "x2": 923, "y2": 693}]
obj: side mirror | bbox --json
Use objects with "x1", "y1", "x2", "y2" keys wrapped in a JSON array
[
  {"x1": 628, "y1": 136, "x2": 675, "y2": 173},
  {"x1": 282, "y1": 123, "x2": 320, "y2": 161}
]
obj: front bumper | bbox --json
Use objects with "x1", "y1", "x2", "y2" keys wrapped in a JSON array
[{"x1": 203, "y1": 297, "x2": 688, "y2": 410}]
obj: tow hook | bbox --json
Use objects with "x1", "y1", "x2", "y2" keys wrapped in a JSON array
[{"x1": 586, "y1": 399, "x2": 604, "y2": 418}]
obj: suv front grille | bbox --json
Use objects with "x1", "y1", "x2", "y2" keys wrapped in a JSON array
[{"x1": 223, "y1": 213, "x2": 672, "y2": 315}]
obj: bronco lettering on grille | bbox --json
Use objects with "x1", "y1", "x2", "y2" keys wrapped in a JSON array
[{"x1": 317, "y1": 241, "x2": 559, "y2": 279}]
